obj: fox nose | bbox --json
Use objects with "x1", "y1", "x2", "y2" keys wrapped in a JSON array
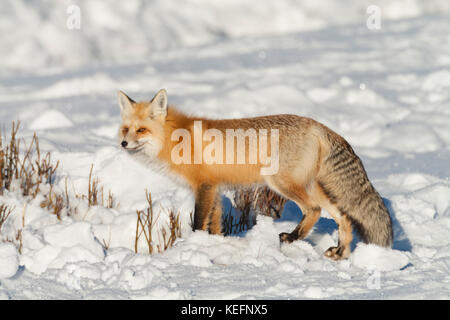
[{"x1": 121, "y1": 141, "x2": 128, "y2": 148}]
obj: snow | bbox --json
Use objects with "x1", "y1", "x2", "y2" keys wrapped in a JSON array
[
  {"x1": 0, "y1": 243, "x2": 19, "y2": 279},
  {"x1": 29, "y1": 109, "x2": 74, "y2": 130},
  {"x1": 351, "y1": 244, "x2": 410, "y2": 272},
  {"x1": 1, "y1": 0, "x2": 450, "y2": 300}
]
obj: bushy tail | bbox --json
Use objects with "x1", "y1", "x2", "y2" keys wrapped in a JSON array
[
  {"x1": 323, "y1": 140, "x2": 393, "y2": 247},
  {"x1": 346, "y1": 185, "x2": 393, "y2": 247}
]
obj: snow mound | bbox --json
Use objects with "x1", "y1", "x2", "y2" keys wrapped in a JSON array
[
  {"x1": 0, "y1": 243, "x2": 19, "y2": 278},
  {"x1": 43, "y1": 222, "x2": 104, "y2": 257},
  {"x1": 351, "y1": 244, "x2": 410, "y2": 271},
  {"x1": 21, "y1": 222, "x2": 105, "y2": 275},
  {"x1": 413, "y1": 183, "x2": 450, "y2": 217},
  {"x1": 29, "y1": 109, "x2": 73, "y2": 130}
]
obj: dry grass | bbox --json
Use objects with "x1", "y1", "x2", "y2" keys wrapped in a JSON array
[
  {"x1": 8, "y1": 203, "x2": 27, "y2": 254},
  {"x1": 222, "y1": 205, "x2": 254, "y2": 236},
  {"x1": 158, "y1": 209, "x2": 182, "y2": 253},
  {"x1": 233, "y1": 186, "x2": 287, "y2": 219},
  {"x1": 223, "y1": 186, "x2": 288, "y2": 235},
  {"x1": 0, "y1": 121, "x2": 185, "y2": 258},
  {"x1": 135, "y1": 190, "x2": 182, "y2": 254},
  {"x1": 135, "y1": 191, "x2": 157, "y2": 254},
  {"x1": 0, "y1": 121, "x2": 64, "y2": 220},
  {"x1": 87, "y1": 164, "x2": 100, "y2": 207},
  {"x1": 0, "y1": 122, "x2": 118, "y2": 224},
  {"x1": 0, "y1": 203, "x2": 14, "y2": 233},
  {"x1": 40, "y1": 186, "x2": 65, "y2": 220},
  {"x1": 252, "y1": 186, "x2": 288, "y2": 219},
  {"x1": 0, "y1": 123, "x2": 124, "y2": 258},
  {"x1": 75, "y1": 164, "x2": 117, "y2": 210},
  {"x1": 0, "y1": 122, "x2": 59, "y2": 198}
]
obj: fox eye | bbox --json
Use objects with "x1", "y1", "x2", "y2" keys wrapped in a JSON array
[
  {"x1": 122, "y1": 127, "x2": 129, "y2": 135},
  {"x1": 136, "y1": 128, "x2": 148, "y2": 133}
]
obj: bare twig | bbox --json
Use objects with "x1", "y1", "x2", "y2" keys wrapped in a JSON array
[{"x1": 0, "y1": 203, "x2": 14, "y2": 233}]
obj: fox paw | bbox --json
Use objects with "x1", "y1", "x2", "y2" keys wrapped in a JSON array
[
  {"x1": 324, "y1": 246, "x2": 350, "y2": 260},
  {"x1": 279, "y1": 232, "x2": 297, "y2": 243}
]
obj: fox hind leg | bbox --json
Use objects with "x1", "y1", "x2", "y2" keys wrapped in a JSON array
[
  {"x1": 323, "y1": 211, "x2": 353, "y2": 260},
  {"x1": 314, "y1": 181, "x2": 353, "y2": 260},
  {"x1": 279, "y1": 204, "x2": 321, "y2": 243},
  {"x1": 265, "y1": 178, "x2": 321, "y2": 243}
]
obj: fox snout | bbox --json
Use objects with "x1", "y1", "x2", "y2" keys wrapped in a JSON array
[{"x1": 119, "y1": 139, "x2": 140, "y2": 150}]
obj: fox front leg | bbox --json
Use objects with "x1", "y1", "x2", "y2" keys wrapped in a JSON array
[{"x1": 193, "y1": 183, "x2": 218, "y2": 232}]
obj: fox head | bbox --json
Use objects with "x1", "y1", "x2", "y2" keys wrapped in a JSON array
[{"x1": 118, "y1": 89, "x2": 168, "y2": 160}]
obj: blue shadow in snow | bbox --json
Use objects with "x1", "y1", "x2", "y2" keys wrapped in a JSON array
[
  {"x1": 383, "y1": 197, "x2": 412, "y2": 252},
  {"x1": 276, "y1": 198, "x2": 412, "y2": 252},
  {"x1": 221, "y1": 196, "x2": 253, "y2": 238}
]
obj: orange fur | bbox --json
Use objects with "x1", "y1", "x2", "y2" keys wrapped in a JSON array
[{"x1": 158, "y1": 108, "x2": 267, "y2": 189}]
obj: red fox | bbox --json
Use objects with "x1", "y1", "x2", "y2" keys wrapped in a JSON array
[{"x1": 118, "y1": 89, "x2": 393, "y2": 260}]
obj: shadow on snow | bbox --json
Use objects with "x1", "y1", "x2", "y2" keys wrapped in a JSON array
[{"x1": 221, "y1": 195, "x2": 412, "y2": 252}]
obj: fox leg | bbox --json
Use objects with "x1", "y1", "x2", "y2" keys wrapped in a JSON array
[
  {"x1": 279, "y1": 204, "x2": 321, "y2": 243},
  {"x1": 193, "y1": 183, "x2": 218, "y2": 232},
  {"x1": 265, "y1": 178, "x2": 321, "y2": 243},
  {"x1": 313, "y1": 180, "x2": 353, "y2": 260},
  {"x1": 320, "y1": 203, "x2": 353, "y2": 260},
  {"x1": 208, "y1": 194, "x2": 223, "y2": 235},
  {"x1": 323, "y1": 212, "x2": 353, "y2": 260}
]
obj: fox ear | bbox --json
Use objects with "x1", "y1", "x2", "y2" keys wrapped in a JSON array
[
  {"x1": 118, "y1": 91, "x2": 135, "y2": 115},
  {"x1": 150, "y1": 89, "x2": 168, "y2": 118}
]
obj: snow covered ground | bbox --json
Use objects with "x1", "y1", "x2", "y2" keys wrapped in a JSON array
[{"x1": 0, "y1": 0, "x2": 450, "y2": 299}]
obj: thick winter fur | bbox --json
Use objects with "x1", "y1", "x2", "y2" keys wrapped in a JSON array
[{"x1": 118, "y1": 89, "x2": 393, "y2": 260}]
